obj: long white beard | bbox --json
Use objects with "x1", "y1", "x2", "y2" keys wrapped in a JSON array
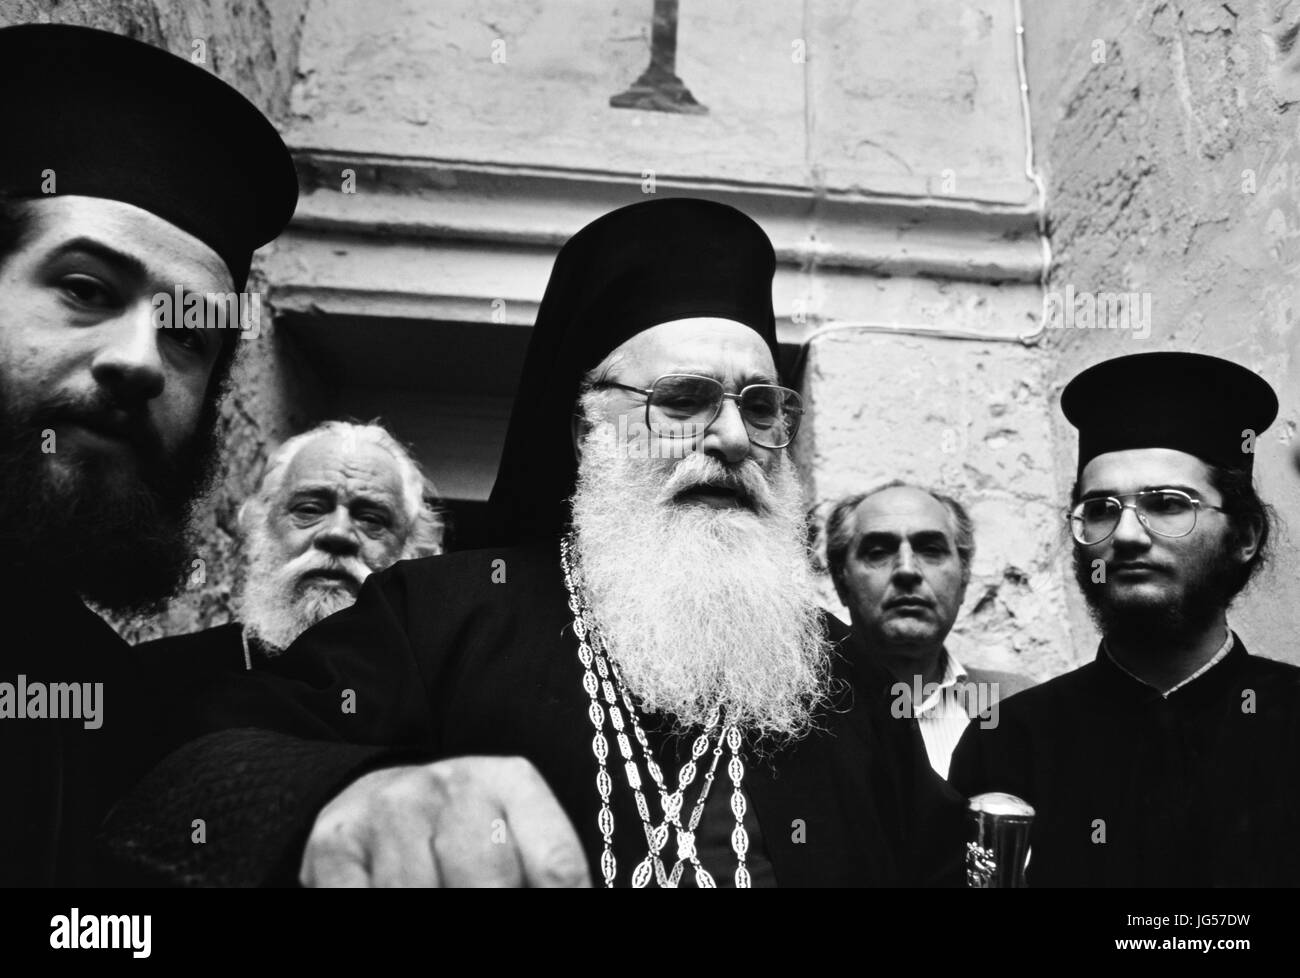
[
  {"x1": 238, "y1": 530, "x2": 373, "y2": 654},
  {"x1": 570, "y1": 424, "x2": 831, "y2": 742}
]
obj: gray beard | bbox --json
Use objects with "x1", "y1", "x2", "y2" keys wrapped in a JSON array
[
  {"x1": 569, "y1": 422, "x2": 832, "y2": 743},
  {"x1": 238, "y1": 529, "x2": 372, "y2": 654}
]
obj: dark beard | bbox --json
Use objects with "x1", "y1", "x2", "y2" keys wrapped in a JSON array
[
  {"x1": 0, "y1": 386, "x2": 222, "y2": 613},
  {"x1": 1073, "y1": 542, "x2": 1239, "y2": 646}
]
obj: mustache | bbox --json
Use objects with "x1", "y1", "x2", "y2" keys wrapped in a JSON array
[
  {"x1": 37, "y1": 389, "x2": 165, "y2": 462},
  {"x1": 279, "y1": 549, "x2": 372, "y2": 591},
  {"x1": 660, "y1": 453, "x2": 775, "y2": 514}
]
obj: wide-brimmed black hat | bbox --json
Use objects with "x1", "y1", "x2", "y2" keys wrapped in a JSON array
[
  {"x1": 1061, "y1": 352, "x2": 1278, "y2": 476},
  {"x1": 0, "y1": 24, "x2": 298, "y2": 288}
]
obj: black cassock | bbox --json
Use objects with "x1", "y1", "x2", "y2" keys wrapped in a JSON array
[
  {"x1": 0, "y1": 565, "x2": 155, "y2": 887},
  {"x1": 0, "y1": 563, "x2": 401, "y2": 887},
  {"x1": 104, "y1": 542, "x2": 965, "y2": 887},
  {"x1": 949, "y1": 636, "x2": 1300, "y2": 887}
]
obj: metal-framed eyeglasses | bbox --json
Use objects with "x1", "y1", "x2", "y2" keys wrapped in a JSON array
[
  {"x1": 595, "y1": 373, "x2": 804, "y2": 449},
  {"x1": 1067, "y1": 488, "x2": 1228, "y2": 545}
]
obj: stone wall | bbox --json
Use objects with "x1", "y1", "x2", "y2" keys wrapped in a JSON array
[{"x1": 1024, "y1": 0, "x2": 1300, "y2": 665}]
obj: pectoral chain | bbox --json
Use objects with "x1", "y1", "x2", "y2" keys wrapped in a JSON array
[{"x1": 560, "y1": 536, "x2": 751, "y2": 889}]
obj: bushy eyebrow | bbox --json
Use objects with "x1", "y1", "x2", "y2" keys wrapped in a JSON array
[
  {"x1": 660, "y1": 368, "x2": 779, "y2": 386},
  {"x1": 856, "y1": 529, "x2": 952, "y2": 548},
  {"x1": 287, "y1": 483, "x2": 398, "y2": 509},
  {"x1": 43, "y1": 235, "x2": 229, "y2": 296},
  {"x1": 44, "y1": 237, "x2": 149, "y2": 284}
]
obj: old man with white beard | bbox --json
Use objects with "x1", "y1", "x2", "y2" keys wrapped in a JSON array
[
  {"x1": 104, "y1": 198, "x2": 963, "y2": 888},
  {"x1": 138, "y1": 420, "x2": 444, "y2": 670}
]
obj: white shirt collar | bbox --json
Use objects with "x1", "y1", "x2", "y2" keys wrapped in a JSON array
[{"x1": 914, "y1": 649, "x2": 967, "y2": 714}]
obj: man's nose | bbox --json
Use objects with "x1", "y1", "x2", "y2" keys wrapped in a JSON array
[
  {"x1": 313, "y1": 508, "x2": 361, "y2": 556},
  {"x1": 89, "y1": 303, "x2": 165, "y2": 405},
  {"x1": 1111, "y1": 505, "x2": 1153, "y2": 548},
  {"x1": 892, "y1": 543, "x2": 922, "y2": 583},
  {"x1": 699, "y1": 397, "x2": 751, "y2": 465}
]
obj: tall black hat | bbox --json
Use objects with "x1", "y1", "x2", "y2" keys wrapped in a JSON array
[
  {"x1": 0, "y1": 24, "x2": 298, "y2": 288},
  {"x1": 488, "y1": 197, "x2": 780, "y2": 543},
  {"x1": 1061, "y1": 352, "x2": 1278, "y2": 477}
]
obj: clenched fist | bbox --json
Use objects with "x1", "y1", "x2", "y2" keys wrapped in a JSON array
[{"x1": 300, "y1": 756, "x2": 591, "y2": 887}]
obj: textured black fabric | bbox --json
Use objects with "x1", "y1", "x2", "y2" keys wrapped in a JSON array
[
  {"x1": 99, "y1": 729, "x2": 410, "y2": 888},
  {"x1": 949, "y1": 636, "x2": 1300, "y2": 886},
  {"x1": 0, "y1": 565, "x2": 155, "y2": 886},
  {"x1": 0, "y1": 24, "x2": 298, "y2": 288},
  {"x1": 0, "y1": 560, "x2": 404, "y2": 887},
  {"x1": 1061, "y1": 352, "x2": 1278, "y2": 476},
  {"x1": 135, "y1": 622, "x2": 277, "y2": 676},
  {"x1": 103, "y1": 543, "x2": 966, "y2": 887},
  {"x1": 487, "y1": 198, "x2": 781, "y2": 544}
]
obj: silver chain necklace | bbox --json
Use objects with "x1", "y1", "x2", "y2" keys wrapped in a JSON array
[{"x1": 560, "y1": 536, "x2": 751, "y2": 888}]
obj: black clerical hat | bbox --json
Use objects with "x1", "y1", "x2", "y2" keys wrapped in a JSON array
[
  {"x1": 1061, "y1": 352, "x2": 1278, "y2": 476},
  {"x1": 0, "y1": 24, "x2": 298, "y2": 288},
  {"x1": 488, "y1": 197, "x2": 780, "y2": 543}
]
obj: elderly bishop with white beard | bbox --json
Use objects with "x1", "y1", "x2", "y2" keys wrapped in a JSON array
[{"x1": 104, "y1": 198, "x2": 964, "y2": 888}]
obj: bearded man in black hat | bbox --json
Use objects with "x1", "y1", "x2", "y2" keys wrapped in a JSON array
[
  {"x1": 951, "y1": 352, "x2": 1300, "y2": 886},
  {"x1": 105, "y1": 197, "x2": 963, "y2": 888},
  {"x1": 0, "y1": 24, "x2": 397, "y2": 886}
]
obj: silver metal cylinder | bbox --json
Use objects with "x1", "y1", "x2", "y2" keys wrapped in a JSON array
[{"x1": 966, "y1": 792, "x2": 1035, "y2": 888}]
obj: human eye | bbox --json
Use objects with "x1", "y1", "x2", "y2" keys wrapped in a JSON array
[
  {"x1": 742, "y1": 387, "x2": 782, "y2": 426},
  {"x1": 291, "y1": 499, "x2": 326, "y2": 519},
  {"x1": 859, "y1": 540, "x2": 894, "y2": 563},
  {"x1": 160, "y1": 322, "x2": 208, "y2": 355},
  {"x1": 1147, "y1": 491, "x2": 1192, "y2": 514},
  {"x1": 59, "y1": 273, "x2": 119, "y2": 309},
  {"x1": 1080, "y1": 498, "x2": 1116, "y2": 520},
  {"x1": 355, "y1": 508, "x2": 391, "y2": 531},
  {"x1": 652, "y1": 378, "x2": 714, "y2": 416}
]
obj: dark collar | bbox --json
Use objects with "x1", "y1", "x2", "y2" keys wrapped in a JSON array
[{"x1": 1088, "y1": 632, "x2": 1252, "y2": 711}]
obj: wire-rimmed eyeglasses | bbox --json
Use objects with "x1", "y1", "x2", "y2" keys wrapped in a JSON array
[
  {"x1": 594, "y1": 373, "x2": 804, "y2": 449},
  {"x1": 1067, "y1": 488, "x2": 1228, "y2": 545}
]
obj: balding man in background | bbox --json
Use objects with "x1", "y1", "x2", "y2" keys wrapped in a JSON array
[
  {"x1": 139, "y1": 420, "x2": 444, "y2": 669},
  {"x1": 825, "y1": 481, "x2": 1033, "y2": 779}
]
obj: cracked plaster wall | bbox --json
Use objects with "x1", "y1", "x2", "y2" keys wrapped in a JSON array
[{"x1": 1023, "y1": 0, "x2": 1300, "y2": 665}]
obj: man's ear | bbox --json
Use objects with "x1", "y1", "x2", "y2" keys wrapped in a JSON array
[{"x1": 1232, "y1": 512, "x2": 1264, "y2": 563}]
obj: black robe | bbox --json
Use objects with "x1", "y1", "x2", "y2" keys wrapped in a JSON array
[
  {"x1": 0, "y1": 563, "x2": 404, "y2": 887},
  {"x1": 949, "y1": 636, "x2": 1300, "y2": 887},
  {"x1": 0, "y1": 566, "x2": 154, "y2": 886},
  {"x1": 134, "y1": 622, "x2": 275, "y2": 674},
  {"x1": 103, "y1": 542, "x2": 966, "y2": 887}
]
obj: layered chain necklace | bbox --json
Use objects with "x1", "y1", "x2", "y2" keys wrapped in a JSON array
[{"x1": 560, "y1": 536, "x2": 751, "y2": 888}]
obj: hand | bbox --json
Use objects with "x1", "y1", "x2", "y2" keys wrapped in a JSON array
[{"x1": 300, "y1": 756, "x2": 591, "y2": 887}]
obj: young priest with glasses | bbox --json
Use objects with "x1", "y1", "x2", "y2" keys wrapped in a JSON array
[{"x1": 950, "y1": 351, "x2": 1300, "y2": 886}]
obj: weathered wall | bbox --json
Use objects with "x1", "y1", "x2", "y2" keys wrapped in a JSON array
[
  {"x1": 2, "y1": 1, "x2": 320, "y2": 640},
  {"x1": 1023, "y1": 0, "x2": 1300, "y2": 665},
  {"x1": 800, "y1": 331, "x2": 1073, "y2": 680},
  {"x1": 286, "y1": 0, "x2": 1029, "y2": 199}
]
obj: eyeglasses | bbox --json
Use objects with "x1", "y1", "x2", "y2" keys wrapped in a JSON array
[
  {"x1": 595, "y1": 373, "x2": 804, "y2": 449},
  {"x1": 1067, "y1": 488, "x2": 1228, "y2": 545}
]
